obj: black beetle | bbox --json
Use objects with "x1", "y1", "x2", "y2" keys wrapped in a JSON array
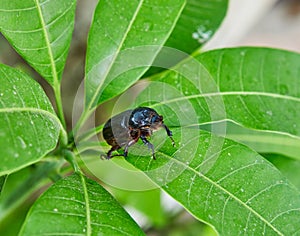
[{"x1": 102, "y1": 107, "x2": 175, "y2": 159}]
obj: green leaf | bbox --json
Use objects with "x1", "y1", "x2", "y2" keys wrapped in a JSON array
[
  {"x1": 111, "y1": 188, "x2": 166, "y2": 227},
  {"x1": 0, "y1": 160, "x2": 64, "y2": 224},
  {"x1": 126, "y1": 129, "x2": 300, "y2": 235},
  {"x1": 0, "y1": 176, "x2": 6, "y2": 196},
  {"x1": 144, "y1": 0, "x2": 228, "y2": 77},
  {"x1": 138, "y1": 47, "x2": 300, "y2": 141},
  {"x1": 85, "y1": 0, "x2": 185, "y2": 111},
  {"x1": 20, "y1": 173, "x2": 145, "y2": 235},
  {"x1": 215, "y1": 121, "x2": 300, "y2": 161},
  {"x1": 0, "y1": 64, "x2": 61, "y2": 175},
  {"x1": 197, "y1": 47, "x2": 300, "y2": 137},
  {"x1": 0, "y1": 0, "x2": 76, "y2": 86},
  {"x1": 165, "y1": 0, "x2": 228, "y2": 53},
  {"x1": 264, "y1": 153, "x2": 300, "y2": 191},
  {"x1": 113, "y1": 47, "x2": 300, "y2": 234}
]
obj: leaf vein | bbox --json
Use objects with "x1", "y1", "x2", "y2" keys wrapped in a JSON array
[
  {"x1": 159, "y1": 151, "x2": 285, "y2": 235},
  {"x1": 245, "y1": 182, "x2": 289, "y2": 205}
]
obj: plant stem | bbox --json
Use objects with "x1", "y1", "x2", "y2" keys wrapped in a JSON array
[
  {"x1": 70, "y1": 108, "x2": 93, "y2": 140},
  {"x1": 63, "y1": 149, "x2": 81, "y2": 173},
  {"x1": 53, "y1": 82, "x2": 66, "y2": 131}
]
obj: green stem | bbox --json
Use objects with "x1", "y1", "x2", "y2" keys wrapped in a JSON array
[
  {"x1": 63, "y1": 149, "x2": 81, "y2": 173},
  {"x1": 53, "y1": 82, "x2": 66, "y2": 131},
  {"x1": 70, "y1": 108, "x2": 94, "y2": 140}
]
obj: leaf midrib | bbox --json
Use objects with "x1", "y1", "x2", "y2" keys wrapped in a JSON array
[
  {"x1": 157, "y1": 150, "x2": 284, "y2": 235},
  {"x1": 34, "y1": 0, "x2": 58, "y2": 87},
  {"x1": 151, "y1": 91, "x2": 300, "y2": 107},
  {"x1": 79, "y1": 174, "x2": 91, "y2": 235},
  {"x1": 86, "y1": 0, "x2": 145, "y2": 113}
]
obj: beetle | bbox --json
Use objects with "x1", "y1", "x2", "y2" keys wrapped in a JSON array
[{"x1": 102, "y1": 107, "x2": 175, "y2": 160}]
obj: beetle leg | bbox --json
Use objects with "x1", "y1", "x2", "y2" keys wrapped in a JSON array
[
  {"x1": 162, "y1": 124, "x2": 175, "y2": 147},
  {"x1": 106, "y1": 145, "x2": 121, "y2": 159},
  {"x1": 124, "y1": 139, "x2": 138, "y2": 157},
  {"x1": 140, "y1": 136, "x2": 156, "y2": 160}
]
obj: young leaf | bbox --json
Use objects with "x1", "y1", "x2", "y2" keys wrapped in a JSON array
[
  {"x1": 165, "y1": 0, "x2": 228, "y2": 53},
  {"x1": 20, "y1": 173, "x2": 145, "y2": 235},
  {"x1": 0, "y1": 64, "x2": 61, "y2": 175},
  {"x1": 85, "y1": 0, "x2": 185, "y2": 111},
  {"x1": 126, "y1": 128, "x2": 300, "y2": 235},
  {"x1": 0, "y1": 0, "x2": 76, "y2": 86}
]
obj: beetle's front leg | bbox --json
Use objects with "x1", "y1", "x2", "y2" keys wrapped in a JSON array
[
  {"x1": 162, "y1": 124, "x2": 175, "y2": 147},
  {"x1": 140, "y1": 136, "x2": 156, "y2": 160}
]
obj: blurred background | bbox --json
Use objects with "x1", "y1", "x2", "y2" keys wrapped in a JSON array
[{"x1": 1, "y1": 0, "x2": 300, "y2": 235}]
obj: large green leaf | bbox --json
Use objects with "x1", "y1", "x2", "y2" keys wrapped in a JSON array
[
  {"x1": 20, "y1": 173, "x2": 145, "y2": 235},
  {"x1": 111, "y1": 47, "x2": 300, "y2": 234},
  {"x1": 197, "y1": 47, "x2": 300, "y2": 138},
  {"x1": 0, "y1": 64, "x2": 61, "y2": 175},
  {"x1": 125, "y1": 129, "x2": 300, "y2": 235},
  {"x1": 0, "y1": 0, "x2": 76, "y2": 86},
  {"x1": 85, "y1": 0, "x2": 185, "y2": 111},
  {"x1": 165, "y1": 0, "x2": 228, "y2": 53},
  {"x1": 139, "y1": 47, "x2": 300, "y2": 140}
]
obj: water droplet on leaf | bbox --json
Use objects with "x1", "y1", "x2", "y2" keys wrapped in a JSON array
[
  {"x1": 192, "y1": 26, "x2": 213, "y2": 44},
  {"x1": 266, "y1": 110, "x2": 273, "y2": 116},
  {"x1": 17, "y1": 136, "x2": 27, "y2": 149},
  {"x1": 143, "y1": 21, "x2": 153, "y2": 32}
]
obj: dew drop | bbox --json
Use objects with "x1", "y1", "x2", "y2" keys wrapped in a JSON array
[
  {"x1": 53, "y1": 208, "x2": 58, "y2": 212},
  {"x1": 143, "y1": 21, "x2": 153, "y2": 32},
  {"x1": 192, "y1": 26, "x2": 213, "y2": 44},
  {"x1": 14, "y1": 153, "x2": 19, "y2": 158},
  {"x1": 0, "y1": 93, "x2": 3, "y2": 97},
  {"x1": 266, "y1": 110, "x2": 273, "y2": 116},
  {"x1": 17, "y1": 136, "x2": 27, "y2": 149}
]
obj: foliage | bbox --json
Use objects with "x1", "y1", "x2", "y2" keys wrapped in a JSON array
[{"x1": 1, "y1": 0, "x2": 300, "y2": 235}]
